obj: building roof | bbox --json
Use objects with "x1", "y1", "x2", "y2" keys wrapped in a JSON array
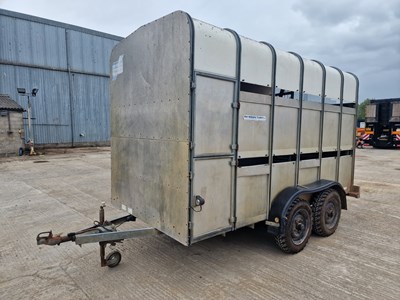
[
  {"x1": 0, "y1": 94, "x2": 25, "y2": 112},
  {"x1": 0, "y1": 9, "x2": 123, "y2": 41}
]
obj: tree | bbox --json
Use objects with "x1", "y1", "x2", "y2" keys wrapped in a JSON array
[{"x1": 357, "y1": 99, "x2": 372, "y2": 121}]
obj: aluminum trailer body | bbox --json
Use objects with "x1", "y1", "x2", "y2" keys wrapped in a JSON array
[{"x1": 110, "y1": 11, "x2": 359, "y2": 253}]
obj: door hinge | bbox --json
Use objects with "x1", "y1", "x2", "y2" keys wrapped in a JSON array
[
  {"x1": 189, "y1": 171, "x2": 193, "y2": 180},
  {"x1": 230, "y1": 159, "x2": 237, "y2": 166},
  {"x1": 191, "y1": 81, "x2": 196, "y2": 90},
  {"x1": 188, "y1": 221, "x2": 193, "y2": 230},
  {"x1": 230, "y1": 144, "x2": 238, "y2": 150},
  {"x1": 229, "y1": 217, "x2": 237, "y2": 224},
  {"x1": 189, "y1": 141, "x2": 194, "y2": 150}
]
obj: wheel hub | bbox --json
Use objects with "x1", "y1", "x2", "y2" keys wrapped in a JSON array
[
  {"x1": 325, "y1": 202, "x2": 337, "y2": 226},
  {"x1": 291, "y1": 210, "x2": 310, "y2": 245}
]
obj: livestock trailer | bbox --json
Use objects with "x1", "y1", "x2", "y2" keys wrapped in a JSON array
[
  {"x1": 363, "y1": 99, "x2": 400, "y2": 148},
  {"x1": 37, "y1": 11, "x2": 360, "y2": 267}
]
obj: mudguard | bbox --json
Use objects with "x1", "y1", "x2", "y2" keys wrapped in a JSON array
[{"x1": 267, "y1": 179, "x2": 347, "y2": 235}]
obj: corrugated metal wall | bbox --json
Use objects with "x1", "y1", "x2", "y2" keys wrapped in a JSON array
[{"x1": 0, "y1": 9, "x2": 122, "y2": 146}]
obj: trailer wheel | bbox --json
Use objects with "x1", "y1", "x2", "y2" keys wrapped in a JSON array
[
  {"x1": 312, "y1": 189, "x2": 341, "y2": 237},
  {"x1": 106, "y1": 250, "x2": 122, "y2": 268},
  {"x1": 275, "y1": 198, "x2": 312, "y2": 253}
]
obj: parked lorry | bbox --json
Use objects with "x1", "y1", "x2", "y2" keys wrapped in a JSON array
[
  {"x1": 37, "y1": 11, "x2": 360, "y2": 267},
  {"x1": 363, "y1": 99, "x2": 400, "y2": 148}
]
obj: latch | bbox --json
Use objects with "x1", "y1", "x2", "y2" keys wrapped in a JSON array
[{"x1": 191, "y1": 195, "x2": 205, "y2": 210}]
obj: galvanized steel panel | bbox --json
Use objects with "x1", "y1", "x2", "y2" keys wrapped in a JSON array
[
  {"x1": 270, "y1": 162, "x2": 295, "y2": 202},
  {"x1": 321, "y1": 157, "x2": 337, "y2": 181},
  {"x1": 299, "y1": 159, "x2": 320, "y2": 185},
  {"x1": 339, "y1": 156, "x2": 352, "y2": 192},
  {"x1": 343, "y1": 72, "x2": 357, "y2": 103},
  {"x1": 239, "y1": 91, "x2": 272, "y2": 105},
  {"x1": 240, "y1": 36, "x2": 273, "y2": 86},
  {"x1": 112, "y1": 138, "x2": 190, "y2": 243},
  {"x1": 323, "y1": 111, "x2": 339, "y2": 151},
  {"x1": 341, "y1": 111, "x2": 356, "y2": 150},
  {"x1": 193, "y1": 20, "x2": 236, "y2": 77},
  {"x1": 110, "y1": 11, "x2": 191, "y2": 245},
  {"x1": 238, "y1": 101, "x2": 270, "y2": 158},
  {"x1": 194, "y1": 76, "x2": 234, "y2": 156},
  {"x1": 303, "y1": 59, "x2": 323, "y2": 97},
  {"x1": 301, "y1": 104, "x2": 321, "y2": 153},
  {"x1": 192, "y1": 158, "x2": 232, "y2": 239},
  {"x1": 236, "y1": 165, "x2": 269, "y2": 228},
  {"x1": 273, "y1": 98, "x2": 299, "y2": 155},
  {"x1": 276, "y1": 50, "x2": 301, "y2": 93},
  {"x1": 325, "y1": 66, "x2": 341, "y2": 102}
]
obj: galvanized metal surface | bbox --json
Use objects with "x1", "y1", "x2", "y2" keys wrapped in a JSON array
[
  {"x1": 110, "y1": 11, "x2": 358, "y2": 246},
  {"x1": 110, "y1": 11, "x2": 192, "y2": 245},
  {"x1": 238, "y1": 92, "x2": 271, "y2": 158},
  {"x1": 194, "y1": 75, "x2": 234, "y2": 156},
  {"x1": 193, "y1": 20, "x2": 237, "y2": 77},
  {"x1": 0, "y1": 9, "x2": 122, "y2": 145},
  {"x1": 74, "y1": 228, "x2": 158, "y2": 245}
]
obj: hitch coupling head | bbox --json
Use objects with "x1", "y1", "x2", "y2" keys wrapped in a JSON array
[{"x1": 36, "y1": 231, "x2": 74, "y2": 246}]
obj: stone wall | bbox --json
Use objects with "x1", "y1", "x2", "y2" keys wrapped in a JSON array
[{"x1": 0, "y1": 111, "x2": 24, "y2": 156}]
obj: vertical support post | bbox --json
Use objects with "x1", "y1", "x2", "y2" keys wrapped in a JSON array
[
  {"x1": 332, "y1": 67, "x2": 344, "y2": 182},
  {"x1": 289, "y1": 52, "x2": 305, "y2": 185},
  {"x1": 27, "y1": 95, "x2": 32, "y2": 141},
  {"x1": 260, "y1": 41, "x2": 276, "y2": 211},
  {"x1": 312, "y1": 60, "x2": 326, "y2": 180},
  {"x1": 348, "y1": 72, "x2": 359, "y2": 190},
  {"x1": 185, "y1": 13, "x2": 195, "y2": 245},
  {"x1": 26, "y1": 95, "x2": 36, "y2": 155},
  {"x1": 100, "y1": 242, "x2": 107, "y2": 267},
  {"x1": 224, "y1": 28, "x2": 242, "y2": 230}
]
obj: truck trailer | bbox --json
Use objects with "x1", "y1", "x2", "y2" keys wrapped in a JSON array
[
  {"x1": 363, "y1": 99, "x2": 400, "y2": 148},
  {"x1": 37, "y1": 11, "x2": 360, "y2": 267}
]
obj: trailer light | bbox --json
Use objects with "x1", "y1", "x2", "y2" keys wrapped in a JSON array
[{"x1": 274, "y1": 217, "x2": 279, "y2": 223}]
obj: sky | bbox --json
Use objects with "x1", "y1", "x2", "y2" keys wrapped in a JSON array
[{"x1": 1, "y1": 0, "x2": 399, "y2": 102}]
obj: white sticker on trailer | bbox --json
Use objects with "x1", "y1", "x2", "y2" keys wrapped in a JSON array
[
  {"x1": 112, "y1": 55, "x2": 124, "y2": 81},
  {"x1": 243, "y1": 115, "x2": 267, "y2": 121}
]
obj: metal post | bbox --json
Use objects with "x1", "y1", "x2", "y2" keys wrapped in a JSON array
[
  {"x1": 17, "y1": 88, "x2": 38, "y2": 155},
  {"x1": 26, "y1": 95, "x2": 36, "y2": 155}
]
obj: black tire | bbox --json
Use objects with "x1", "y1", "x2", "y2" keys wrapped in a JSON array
[
  {"x1": 275, "y1": 198, "x2": 312, "y2": 253},
  {"x1": 312, "y1": 189, "x2": 341, "y2": 237},
  {"x1": 106, "y1": 250, "x2": 122, "y2": 268}
]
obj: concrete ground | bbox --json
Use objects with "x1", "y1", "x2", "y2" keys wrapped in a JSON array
[{"x1": 0, "y1": 147, "x2": 399, "y2": 300}]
